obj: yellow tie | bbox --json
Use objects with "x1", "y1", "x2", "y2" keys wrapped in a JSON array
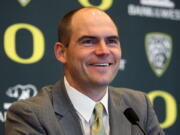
[{"x1": 91, "y1": 103, "x2": 106, "y2": 135}]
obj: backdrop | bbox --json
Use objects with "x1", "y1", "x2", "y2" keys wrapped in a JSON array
[{"x1": 0, "y1": 0, "x2": 179, "y2": 134}]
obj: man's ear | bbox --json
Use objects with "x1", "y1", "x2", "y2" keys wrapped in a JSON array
[{"x1": 54, "y1": 42, "x2": 67, "y2": 64}]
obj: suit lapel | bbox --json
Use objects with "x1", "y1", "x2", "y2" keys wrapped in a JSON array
[
  {"x1": 51, "y1": 80, "x2": 132, "y2": 135},
  {"x1": 52, "y1": 80, "x2": 83, "y2": 135},
  {"x1": 109, "y1": 87, "x2": 132, "y2": 135}
]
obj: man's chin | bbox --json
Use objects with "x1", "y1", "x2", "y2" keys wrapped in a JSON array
[{"x1": 90, "y1": 78, "x2": 112, "y2": 87}]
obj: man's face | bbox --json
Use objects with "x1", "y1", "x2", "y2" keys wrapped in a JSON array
[{"x1": 58, "y1": 9, "x2": 121, "y2": 90}]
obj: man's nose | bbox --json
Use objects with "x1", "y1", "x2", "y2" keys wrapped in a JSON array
[{"x1": 95, "y1": 41, "x2": 110, "y2": 56}]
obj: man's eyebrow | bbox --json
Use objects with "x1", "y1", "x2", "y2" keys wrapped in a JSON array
[
  {"x1": 77, "y1": 35, "x2": 119, "y2": 41},
  {"x1": 107, "y1": 36, "x2": 120, "y2": 40}
]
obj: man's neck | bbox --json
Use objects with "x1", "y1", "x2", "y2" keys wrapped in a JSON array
[{"x1": 64, "y1": 76, "x2": 108, "y2": 102}]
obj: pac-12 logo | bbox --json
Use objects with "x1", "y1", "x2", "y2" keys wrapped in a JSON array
[{"x1": 145, "y1": 32, "x2": 173, "y2": 77}]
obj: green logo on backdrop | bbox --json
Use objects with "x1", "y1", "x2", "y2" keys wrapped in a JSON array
[
  {"x1": 145, "y1": 32, "x2": 173, "y2": 77},
  {"x1": 17, "y1": 0, "x2": 31, "y2": 7}
]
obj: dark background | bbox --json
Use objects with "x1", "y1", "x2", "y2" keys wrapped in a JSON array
[{"x1": 0, "y1": 0, "x2": 179, "y2": 134}]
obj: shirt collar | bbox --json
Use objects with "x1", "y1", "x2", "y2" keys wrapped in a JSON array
[{"x1": 64, "y1": 77, "x2": 109, "y2": 122}]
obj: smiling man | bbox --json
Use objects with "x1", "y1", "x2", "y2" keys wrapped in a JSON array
[
  {"x1": 5, "y1": 7, "x2": 165, "y2": 135},
  {"x1": 54, "y1": 7, "x2": 121, "y2": 101}
]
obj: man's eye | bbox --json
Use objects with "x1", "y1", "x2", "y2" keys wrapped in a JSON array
[
  {"x1": 80, "y1": 39, "x2": 96, "y2": 45},
  {"x1": 106, "y1": 39, "x2": 119, "y2": 45}
]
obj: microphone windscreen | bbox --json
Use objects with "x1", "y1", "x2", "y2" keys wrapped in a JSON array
[{"x1": 124, "y1": 108, "x2": 140, "y2": 125}]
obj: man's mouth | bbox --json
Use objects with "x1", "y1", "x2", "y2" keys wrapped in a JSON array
[{"x1": 89, "y1": 63, "x2": 113, "y2": 67}]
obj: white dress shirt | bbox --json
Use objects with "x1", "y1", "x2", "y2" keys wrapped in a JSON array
[{"x1": 64, "y1": 77, "x2": 110, "y2": 135}]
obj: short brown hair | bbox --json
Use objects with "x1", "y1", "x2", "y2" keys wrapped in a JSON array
[{"x1": 58, "y1": 8, "x2": 80, "y2": 47}]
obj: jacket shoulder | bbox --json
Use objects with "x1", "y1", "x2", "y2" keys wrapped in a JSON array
[
  {"x1": 109, "y1": 86, "x2": 147, "y2": 102},
  {"x1": 12, "y1": 85, "x2": 53, "y2": 108},
  {"x1": 7, "y1": 85, "x2": 55, "y2": 122},
  {"x1": 109, "y1": 86, "x2": 149, "y2": 114}
]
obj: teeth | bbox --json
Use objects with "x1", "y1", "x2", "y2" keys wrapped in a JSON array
[{"x1": 92, "y1": 63, "x2": 110, "y2": 66}]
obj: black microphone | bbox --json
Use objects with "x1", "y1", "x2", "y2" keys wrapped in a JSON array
[{"x1": 124, "y1": 108, "x2": 148, "y2": 135}]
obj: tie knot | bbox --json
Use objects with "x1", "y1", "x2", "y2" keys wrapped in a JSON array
[{"x1": 94, "y1": 103, "x2": 104, "y2": 117}]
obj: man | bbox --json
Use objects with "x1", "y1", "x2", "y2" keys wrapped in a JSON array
[{"x1": 5, "y1": 7, "x2": 165, "y2": 135}]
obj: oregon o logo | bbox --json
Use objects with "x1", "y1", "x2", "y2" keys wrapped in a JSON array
[
  {"x1": 4, "y1": 23, "x2": 45, "y2": 64},
  {"x1": 78, "y1": 0, "x2": 113, "y2": 10}
]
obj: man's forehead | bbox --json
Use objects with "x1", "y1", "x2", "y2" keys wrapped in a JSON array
[
  {"x1": 71, "y1": 8, "x2": 113, "y2": 23},
  {"x1": 71, "y1": 9, "x2": 117, "y2": 30}
]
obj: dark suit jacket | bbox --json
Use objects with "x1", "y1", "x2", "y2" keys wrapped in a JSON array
[{"x1": 5, "y1": 80, "x2": 165, "y2": 135}]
